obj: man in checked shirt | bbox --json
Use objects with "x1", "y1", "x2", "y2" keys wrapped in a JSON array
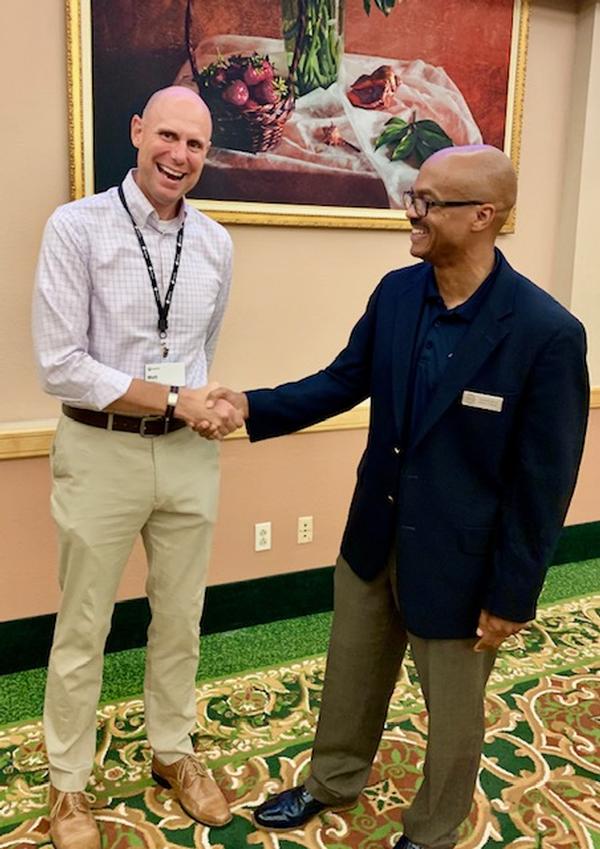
[{"x1": 32, "y1": 86, "x2": 243, "y2": 849}]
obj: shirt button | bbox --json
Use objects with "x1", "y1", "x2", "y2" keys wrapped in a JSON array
[
  {"x1": 434, "y1": 320, "x2": 441, "y2": 327},
  {"x1": 387, "y1": 495, "x2": 394, "y2": 503},
  {"x1": 426, "y1": 341, "x2": 433, "y2": 349}
]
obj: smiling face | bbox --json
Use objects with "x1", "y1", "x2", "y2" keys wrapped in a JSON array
[
  {"x1": 407, "y1": 146, "x2": 516, "y2": 267},
  {"x1": 407, "y1": 156, "x2": 483, "y2": 265},
  {"x1": 130, "y1": 87, "x2": 212, "y2": 219}
]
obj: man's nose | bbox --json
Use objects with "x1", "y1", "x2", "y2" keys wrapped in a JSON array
[{"x1": 170, "y1": 140, "x2": 186, "y2": 162}]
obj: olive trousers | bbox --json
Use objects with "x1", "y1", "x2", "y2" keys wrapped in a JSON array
[{"x1": 305, "y1": 556, "x2": 496, "y2": 849}]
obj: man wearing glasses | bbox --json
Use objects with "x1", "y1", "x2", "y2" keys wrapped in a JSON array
[{"x1": 208, "y1": 145, "x2": 589, "y2": 849}]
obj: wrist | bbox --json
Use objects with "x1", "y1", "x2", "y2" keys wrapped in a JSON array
[
  {"x1": 173, "y1": 387, "x2": 192, "y2": 421},
  {"x1": 165, "y1": 385, "x2": 180, "y2": 421}
]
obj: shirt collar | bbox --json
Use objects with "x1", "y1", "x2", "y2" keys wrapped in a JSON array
[
  {"x1": 120, "y1": 169, "x2": 186, "y2": 233},
  {"x1": 426, "y1": 248, "x2": 501, "y2": 322}
]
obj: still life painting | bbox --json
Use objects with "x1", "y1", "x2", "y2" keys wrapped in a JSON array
[{"x1": 68, "y1": 0, "x2": 528, "y2": 228}]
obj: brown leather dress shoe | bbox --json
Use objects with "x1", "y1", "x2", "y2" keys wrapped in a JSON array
[
  {"x1": 151, "y1": 754, "x2": 232, "y2": 826},
  {"x1": 48, "y1": 785, "x2": 101, "y2": 849}
]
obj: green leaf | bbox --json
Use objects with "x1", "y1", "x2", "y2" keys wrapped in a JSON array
[
  {"x1": 415, "y1": 119, "x2": 452, "y2": 141},
  {"x1": 384, "y1": 116, "x2": 408, "y2": 128},
  {"x1": 391, "y1": 131, "x2": 416, "y2": 160},
  {"x1": 414, "y1": 139, "x2": 433, "y2": 166},
  {"x1": 418, "y1": 128, "x2": 454, "y2": 151},
  {"x1": 374, "y1": 124, "x2": 408, "y2": 150},
  {"x1": 375, "y1": 0, "x2": 395, "y2": 14},
  {"x1": 414, "y1": 137, "x2": 453, "y2": 164}
]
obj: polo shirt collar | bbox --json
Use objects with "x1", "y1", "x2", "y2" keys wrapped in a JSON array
[{"x1": 427, "y1": 248, "x2": 501, "y2": 321}]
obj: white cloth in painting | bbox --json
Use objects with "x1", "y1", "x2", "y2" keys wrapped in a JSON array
[{"x1": 176, "y1": 35, "x2": 482, "y2": 208}]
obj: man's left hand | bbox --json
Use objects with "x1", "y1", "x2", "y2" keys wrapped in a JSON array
[{"x1": 474, "y1": 610, "x2": 531, "y2": 652}]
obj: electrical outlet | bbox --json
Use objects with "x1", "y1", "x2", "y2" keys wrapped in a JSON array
[
  {"x1": 255, "y1": 521, "x2": 271, "y2": 551},
  {"x1": 297, "y1": 515, "x2": 313, "y2": 544}
]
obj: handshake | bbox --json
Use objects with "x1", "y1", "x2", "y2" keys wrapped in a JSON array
[{"x1": 175, "y1": 383, "x2": 248, "y2": 440}]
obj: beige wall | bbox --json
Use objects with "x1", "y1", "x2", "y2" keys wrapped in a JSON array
[{"x1": 1, "y1": 0, "x2": 599, "y2": 621}]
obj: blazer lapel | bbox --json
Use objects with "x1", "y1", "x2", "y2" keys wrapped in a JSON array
[
  {"x1": 391, "y1": 265, "x2": 429, "y2": 438},
  {"x1": 409, "y1": 257, "x2": 517, "y2": 452}
]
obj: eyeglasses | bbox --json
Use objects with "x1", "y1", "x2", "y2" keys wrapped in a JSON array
[{"x1": 401, "y1": 190, "x2": 487, "y2": 218}]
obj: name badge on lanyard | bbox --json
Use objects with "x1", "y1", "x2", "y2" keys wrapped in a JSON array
[
  {"x1": 118, "y1": 183, "x2": 185, "y2": 361},
  {"x1": 145, "y1": 361, "x2": 186, "y2": 386}
]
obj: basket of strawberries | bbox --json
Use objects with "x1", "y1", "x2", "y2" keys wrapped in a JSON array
[{"x1": 185, "y1": 0, "x2": 297, "y2": 154}]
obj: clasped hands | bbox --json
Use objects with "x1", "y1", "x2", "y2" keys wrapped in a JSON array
[{"x1": 176, "y1": 383, "x2": 248, "y2": 440}]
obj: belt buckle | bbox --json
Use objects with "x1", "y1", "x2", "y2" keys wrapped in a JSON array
[{"x1": 139, "y1": 415, "x2": 162, "y2": 437}]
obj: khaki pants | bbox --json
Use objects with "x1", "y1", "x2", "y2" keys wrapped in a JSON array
[
  {"x1": 305, "y1": 556, "x2": 496, "y2": 849},
  {"x1": 44, "y1": 415, "x2": 219, "y2": 792}
]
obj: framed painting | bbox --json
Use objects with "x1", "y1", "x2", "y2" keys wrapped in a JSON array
[{"x1": 67, "y1": 0, "x2": 529, "y2": 230}]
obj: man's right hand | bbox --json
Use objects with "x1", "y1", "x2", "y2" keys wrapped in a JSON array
[
  {"x1": 176, "y1": 383, "x2": 245, "y2": 439},
  {"x1": 205, "y1": 386, "x2": 249, "y2": 420}
]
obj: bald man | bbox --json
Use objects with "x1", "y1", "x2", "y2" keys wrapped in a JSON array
[
  {"x1": 33, "y1": 86, "x2": 241, "y2": 848},
  {"x1": 207, "y1": 146, "x2": 589, "y2": 849}
]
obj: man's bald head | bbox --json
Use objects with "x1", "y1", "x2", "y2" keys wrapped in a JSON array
[
  {"x1": 130, "y1": 86, "x2": 213, "y2": 219},
  {"x1": 419, "y1": 145, "x2": 517, "y2": 232},
  {"x1": 141, "y1": 85, "x2": 212, "y2": 129}
]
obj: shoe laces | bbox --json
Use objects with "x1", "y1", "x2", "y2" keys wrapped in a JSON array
[
  {"x1": 176, "y1": 755, "x2": 208, "y2": 788},
  {"x1": 51, "y1": 790, "x2": 91, "y2": 821}
]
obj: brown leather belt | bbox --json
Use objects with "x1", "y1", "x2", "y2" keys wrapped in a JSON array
[{"x1": 62, "y1": 404, "x2": 187, "y2": 437}]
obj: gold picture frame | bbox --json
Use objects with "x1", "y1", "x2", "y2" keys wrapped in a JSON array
[{"x1": 66, "y1": 0, "x2": 529, "y2": 231}]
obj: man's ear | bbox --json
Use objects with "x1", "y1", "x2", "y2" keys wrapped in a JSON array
[
  {"x1": 472, "y1": 203, "x2": 496, "y2": 232},
  {"x1": 130, "y1": 114, "x2": 143, "y2": 149}
]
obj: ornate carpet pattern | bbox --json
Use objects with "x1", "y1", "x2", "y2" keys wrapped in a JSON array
[{"x1": 1, "y1": 594, "x2": 598, "y2": 848}]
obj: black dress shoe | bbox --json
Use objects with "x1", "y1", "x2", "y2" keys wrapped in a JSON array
[
  {"x1": 393, "y1": 837, "x2": 423, "y2": 849},
  {"x1": 393, "y1": 836, "x2": 455, "y2": 849},
  {"x1": 253, "y1": 785, "x2": 332, "y2": 829}
]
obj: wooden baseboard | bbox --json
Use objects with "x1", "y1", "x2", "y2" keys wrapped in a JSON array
[
  {"x1": 0, "y1": 403, "x2": 371, "y2": 461},
  {"x1": 2, "y1": 388, "x2": 598, "y2": 461}
]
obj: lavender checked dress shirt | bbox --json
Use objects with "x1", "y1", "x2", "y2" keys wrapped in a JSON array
[{"x1": 33, "y1": 170, "x2": 233, "y2": 410}]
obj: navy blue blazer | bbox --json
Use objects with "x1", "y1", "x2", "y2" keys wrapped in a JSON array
[{"x1": 246, "y1": 253, "x2": 589, "y2": 638}]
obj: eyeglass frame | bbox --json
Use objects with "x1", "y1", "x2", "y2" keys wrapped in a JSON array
[{"x1": 401, "y1": 189, "x2": 489, "y2": 218}]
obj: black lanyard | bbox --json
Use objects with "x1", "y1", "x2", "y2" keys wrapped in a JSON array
[{"x1": 118, "y1": 184, "x2": 185, "y2": 358}]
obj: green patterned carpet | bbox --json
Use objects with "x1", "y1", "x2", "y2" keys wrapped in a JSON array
[{"x1": 1, "y1": 560, "x2": 599, "y2": 848}]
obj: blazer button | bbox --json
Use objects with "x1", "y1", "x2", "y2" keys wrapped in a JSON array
[
  {"x1": 393, "y1": 447, "x2": 401, "y2": 455},
  {"x1": 387, "y1": 495, "x2": 394, "y2": 503}
]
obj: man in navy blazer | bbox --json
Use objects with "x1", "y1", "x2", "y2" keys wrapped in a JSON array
[{"x1": 208, "y1": 146, "x2": 589, "y2": 849}]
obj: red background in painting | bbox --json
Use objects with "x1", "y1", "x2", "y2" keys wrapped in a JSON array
[
  {"x1": 94, "y1": 0, "x2": 515, "y2": 148},
  {"x1": 91, "y1": 0, "x2": 516, "y2": 197}
]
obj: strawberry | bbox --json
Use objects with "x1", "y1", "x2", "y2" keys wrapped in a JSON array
[
  {"x1": 260, "y1": 61, "x2": 274, "y2": 82},
  {"x1": 253, "y1": 79, "x2": 277, "y2": 105},
  {"x1": 243, "y1": 60, "x2": 274, "y2": 87},
  {"x1": 222, "y1": 80, "x2": 249, "y2": 107}
]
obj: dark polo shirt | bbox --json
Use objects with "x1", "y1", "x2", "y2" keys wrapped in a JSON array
[{"x1": 408, "y1": 250, "x2": 501, "y2": 442}]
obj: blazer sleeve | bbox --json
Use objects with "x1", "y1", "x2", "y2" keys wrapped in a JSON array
[
  {"x1": 245, "y1": 280, "x2": 384, "y2": 441},
  {"x1": 485, "y1": 320, "x2": 589, "y2": 622}
]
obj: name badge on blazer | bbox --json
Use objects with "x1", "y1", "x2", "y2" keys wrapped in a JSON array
[{"x1": 461, "y1": 390, "x2": 504, "y2": 413}]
